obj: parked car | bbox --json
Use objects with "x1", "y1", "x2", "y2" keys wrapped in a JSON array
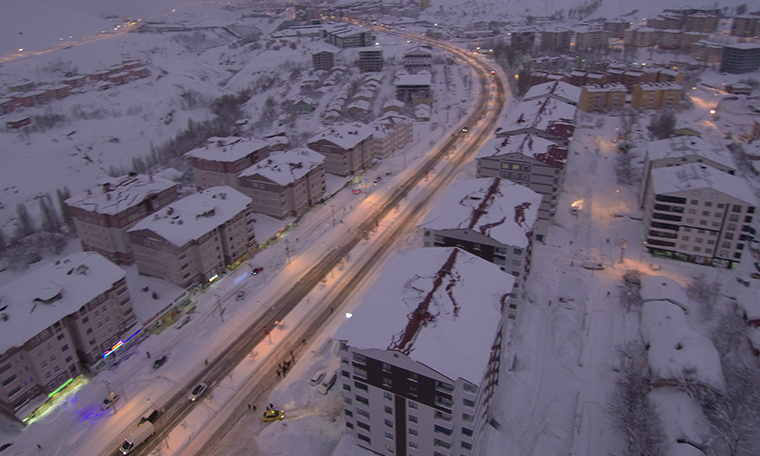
[
  {"x1": 754, "y1": 262, "x2": 760, "y2": 273},
  {"x1": 262, "y1": 409, "x2": 285, "y2": 422},
  {"x1": 0, "y1": 443, "x2": 12, "y2": 453},
  {"x1": 309, "y1": 370, "x2": 325, "y2": 387},
  {"x1": 102, "y1": 392, "x2": 120, "y2": 410},
  {"x1": 318, "y1": 372, "x2": 337, "y2": 395},
  {"x1": 152, "y1": 355, "x2": 167, "y2": 370},
  {"x1": 251, "y1": 266, "x2": 264, "y2": 275},
  {"x1": 236, "y1": 291, "x2": 245, "y2": 301},
  {"x1": 581, "y1": 260, "x2": 604, "y2": 270},
  {"x1": 752, "y1": 273, "x2": 760, "y2": 280},
  {"x1": 188, "y1": 383, "x2": 207, "y2": 402}
]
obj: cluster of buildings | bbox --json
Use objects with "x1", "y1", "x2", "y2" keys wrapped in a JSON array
[
  {"x1": 0, "y1": 252, "x2": 138, "y2": 419},
  {"x1": 2, "y1": 59, "x2": 150, "y2": 122},
  {"x1": 530, "y1": 64, "x2": 684, "y2": 112}
]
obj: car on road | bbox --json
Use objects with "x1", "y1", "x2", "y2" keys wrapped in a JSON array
[
  {"x1": 0, "y1": 443, "x2": 12, "y2": 453},
  {"x1": 251, "y1": 266, "x2": 264, "y2": 275},
  {"x1": 152, "y1": 355, "x2": 167, "y2": 370},
  {"x1": 352, "y1": 189, "x2": 361, "y2": 194},
  {"x1": 236, "y1": 291, "x2": 245, "y2": 301},
  {"x1": 309, "y1": 370, "x2": 325, "y2": 386},
  {"x1": 318, "y1": 372, "x2": 337, "y2": 395},
  {"x1": 102, "y1": 392, "x2": 120, "y2": 410},
  {"x1": 262, "y1": 409, "x2": 285, "y2": 422},
  {"x1": 188, "y1": 382, "x2": 207, "y2": 402}
]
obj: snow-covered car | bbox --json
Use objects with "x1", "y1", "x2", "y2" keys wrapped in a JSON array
[
  {"x1": 188, "y1": 383, "x2": 207, "y2": 402},
  {"x1": 262, "y1": 410, "x2": 285, "y2": 422},
  {"x1": 251, "y1": 266, "x2": 264, "y2": 275},
  {"x1": 102, "y1": 392, "x2": 120, "y2": 410},
  {"x1": 318, "y1": 373, "x2": 337, "y2": 395},
  {"x1": 309, "y1": 370, "x2": 325, "y2": 387},
  {"x1": 581, "y1": 260, "x2": 604, "y2": 270}
]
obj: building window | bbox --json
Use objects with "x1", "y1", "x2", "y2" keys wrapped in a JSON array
[
  {"x1": 704, "y1": 201, "x2": 712, "y2": 207},
  {"x1": 462, "y1": 441, "x2": 473, "y2": 450},
  {"x1": 385, "y1": 406, "x2": 393, "y2": 415},
  {"x1": 343, "y1": 383, "x2": 351, "y2": 392},
  {"x1": 409, "y1": 415, "x2": 418, "y2": 423},
  {"x1": 385, "y1": 432, "x2": 394, "y2": 440},
  {"x1": 732, "y1": 205, "x2": 742, "y2": 213},
  {"x1": 433, "y1": 439, "x2": 452, "y2": 449},
  {"x1": 462, "y1": 427, "x2": 474, "y2": 437},
  {"x1": 385, "y1": 419, "x2": 394, "y2": 428},
  {"x1": 682, "y1": 236, "x2": 690, "y2": 241},
  {"x1": 384, "y1": 391, "x2": 392, "y2": 400},
  {"x1": 717, "y1": 203, "x2": 725, "y2": 209},
  {"x1": 382, "y1": 362, "x2": 392, "y2": 373},
  {"x1": 687, "y1": 209, "x2": 696, "y2": 215},
  {"x1": 408, "y1": 400, "x2": 417, "y2": 409},
  {"x1": 463, "y1": 398, "x2": 475, "y2": 408},
  {"x1": 345, "y1": 409, "x2": 353, "y2": 417},
  {"x1": 408, "y1": 372, "x2": 418, "y2": 382},
  {"x1": 690, "y1": 199, "x2": 699, "y2": 205},
  {"x1": 357, "y1": 434, "x2": 371, "y2": 444},
  {"x1": 356, "y1": 395, "x2": 369, "y2": 405},
  {"x1": 357, "y1": 408, "x2": 370, "y2": 418},
  {"x1": 346, "y1": 422, "x2": 354, "y2": 429},
  {"x1": 357, "y1": 421, "x2": 370, "y2": 431},
  {"x1": 434, "y1": 425, "x2": 452, "y2": 436},
  {"x1": 355, "y1": 381, "x2": 368, "y2": 391},
  {"x1": 700, "y1": 220, "x2": 708, "y2": 226},
  {"x1": 409, "y1": 442, "x2": 417, "y2": 449},
  {"x1": 727, "y1": 223, "x2": 737, "y2": 231},
  {"x1": 383, "y1": 377, "x2": 392, "y2": 388},
  {"x1": 409, "y1": 428, "x2": 418, "y2": 436}
]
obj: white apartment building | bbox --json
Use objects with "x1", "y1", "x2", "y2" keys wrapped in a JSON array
[
  {"x1": 128, "y1": 186, "x2": 255, "y2": 287},
  {"x1": 476, "y1": 135, "x2": 569, "y2": 242},
  {"x1": 419, "y1": 177, "x2": 541, "y2": 304},
  {"x1": 336, "y1": 247, "x2": 515, "y2": 456},
  {"x1": 371, "y1": 113, "x2": 414, "y2": 159},
  {"x1": 307, "y1": 122, "x2": 375, "y2": 176},
  {"x1": 643, "y1": 163, "x2": 757, "y2": 268},
  {"x1": 237, "y1": 148, "x2": 326, "y2": 219},
  {"x1": 0, "y1": 252, "x2": 136, "y2": 419}
]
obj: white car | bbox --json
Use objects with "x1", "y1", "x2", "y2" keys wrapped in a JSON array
[
  {"x1": 188, "y1": 383, "x2": 207, "y2": 402},
  {"x1": 309, "y1": 370, "x2": 325, "y2": 387},
  {"x1": 318, "y1": 373, "x2": 337, "y2": 395}
]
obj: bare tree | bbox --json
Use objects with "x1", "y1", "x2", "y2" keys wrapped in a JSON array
[
  {"x1": 606, "y1": 341, "x2": 668, "y2": 456},
  {"x1": 648, "y1": 111, "x2": 676, "y2": 140},
  {"x1": 686, "y1": 273, "x2": 721, "y2": 322},
  {"x1": 619, "y1": 270, "x2": 642, "y2": 312},
  {"x1": 14, "y1": 203, "x2": 35, "y2": 239}
]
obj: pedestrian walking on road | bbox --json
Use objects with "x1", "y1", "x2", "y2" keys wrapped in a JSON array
[
  {"x1": 248, "y1": 404, "x2": 251, "y2": 411},
  {"x1": 276, "y1": 370, "x2": 281, "y2": 378},
  {"x1": 146, "y1": 351, "x2": 151, "y2": 359},
  {"x1": 253, "y1": 405, "x2": 257, "y2": 412}
]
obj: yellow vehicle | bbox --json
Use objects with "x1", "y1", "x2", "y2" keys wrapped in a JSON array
[{"x1": 262, "y1": 410, "x2": 285, "y2": 422}]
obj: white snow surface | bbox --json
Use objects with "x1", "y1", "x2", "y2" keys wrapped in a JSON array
[
  {"x1": 646, "y1": 136, "x2": 737, "y2": 171},
  {"x1": 640, "y1": 275, "x2": 689, "y2": 308},
  {"x1": 0, "y1": 251, "x2": 125, "y2": 353},
  {"x1": 648, "y1": 387, "x2": 711, "y2": 450},
  {"x1": 419, "y1": 177, "x2": 541, "y2": 248},
  {"x1": 64, "y1": 174, "x2": 177, "y2": 215},
  {"x1": 185, "y1": 137, "x2": 270, "y2": 163},
  {"x1": 651, "y1": 162, "x2": 759, "y2": 206},
  {"x1": 239, "y1": 148, "x2": 325, "y2": 186},
  {"x1": 334, "y1": 247, "x2": 514, "y2": 384}
]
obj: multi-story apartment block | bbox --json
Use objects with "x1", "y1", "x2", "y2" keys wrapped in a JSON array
[
  {"x1": 476, "y1": 135, "x2": 568, "y2": 242},
  {"x1": 494, "y1": 97, "x2": 576, "y2": 146},
  {"x1": 237, "y1": 148, "x2": 326, "y2": 219},
  {"x1": 731, "y1": 15, "x2": 759, "y2": 38},
  {"x1": 185, "y1": 136, "x2": 271, "y2": 190},
  {"x1": 522, "y1": 80, "x2": 581, "y2": 106},
  {"x1": 540, "y1": 29, "x2": 572, "y2": 52},
  {"x1": 604, "y1": 19, "x2": 631, "y2": 38},
  {"x1": 643, "y1": 163, "x2": 757, "y2": 268},
  {"x1": 574, "y1": 29, "x2": 610, "y2": 52},
  {"x1": 359, "y1": 50, "x2": 383, "y2": 73},
  {"x1": 693, "y1": 40, "x2": 723, "y2": 65},
  {"x1": 128, "y1": 186, "x2": 255, "y2": 287},
  {"x1": 577, "y1": 83, "x2": 627, "y2": 112},
  {"x1": 371, "y1": 113, "x2": 414, "y2": 159},
  {"x1": 306, "y1": 122, "x2": 375, "y2": 176},
  {"x1": 403, "y1": 45, "x2": 432, "y2": 71},
  {"x1": 0, "y1": 252, "x2": 136, "y2": 419},
  {"x1": 322, "y1": 24, "x2": 375, "y2": 48},
  {"x1": 621, "y1": 70, "x2": 647, "y2": 91},
  {"x1": 647, "y1": 14, "x2": 683, "y2": 30},
  {"x1": 312, "y1": 50, "x2": 335, "y2": 71},
  {"x1": 631, "y1": 82, "x2": 683, "y2": 109},
  {"x1": 624, "y1": 27, "x2": 659, "y2": 47},
  {"x1": 683, "y1": 13, "x2": 718, "y2": 33},
  {"x1": 721, "y1": 43, "x2": 760, "y2": 74},
  {"x1": 419, "y1": 177, "x2": 540, "y2": 302},
  {"x1": 510, "y1": 28, "x2": 536, "y2": 51},
  {"x1": 336, "y1": 247, "x2": 515, "y2": 456},
  {"x1": 394, "y1": 73, "x2": 432, "y2": 104},
  {"x1": 65, "y1": 174, "x2": 179, "y2": 265},
  {"x1": 640, "y1": 136, "x2": 737, "y2": 207}
]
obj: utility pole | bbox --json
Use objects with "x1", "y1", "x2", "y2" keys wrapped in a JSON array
[
  {"x1": 216, "y1": 295, "x2": 224, "y2": 323},
  {"x1": 285, "y1": 239, "x2": 291, "y2": 264}
]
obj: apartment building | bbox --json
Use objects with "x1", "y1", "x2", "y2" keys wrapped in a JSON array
[
  {"x1": 721, "y1": 43, "x2": 760, "y2": 74},
  {"x1": 640, "y1": 136, "x2": 737, "y2": 207},
  {"x1": 522, "y1": 80, "x2": 581, "y2": 106},
  {"x1": 185, "y1": 136, "x2": 271, "y2": 190},
  {"x1": 574, "y1": 29, "x2": 610, "y2": 52},
  {"x1": 624, "y1": 27, "x2": 659, "y2": 47},
  {"x1": 540, "y1": 29, "x2": 572, "y2": 52},
  {"x1": 577, "y1": 83, "x2": 627, "y2": 112},
  {"x1": 510, "y1": 28, "x2": 536, "y2": 51},
  {"x1": 419, "y1": 177, "x2": 541, "y2": 302},
  {"x1": 237, "y1": 148, "x2": 326, "y2": 219},
  {"x1": 631, "y1": 82, "x2": 683, "y2": 109},
  {"x1": 403, "y1": 46, "x2": 432, "y2": 71},
  {"x1": 604, "y1": 19, "x2": 631, "y2": 38},
  {"x1": 306, "y1": 122, "x2": 374, "y2": 176},
  {"x1": 494, "y1": 97, "x2": 576, "y2": 146},
  {"x1": 0, "y1": 252, "x2": 136, "y2": 419},
  {"x1": 731, "y1": 15, "x2": 759, "y2": 38},
  {"x1": 693, "y1": 40, "x2": 723, "y2": 66},
  {"x1": 128, "y1": 186, "x2": 255, "y2": 287},
  {"x1": 643, "y1": 163, "x2": 757, "y2": 268},
  {"x1": 359, "y1": 50, "x2": 384, "y2": 73},
  {"x1": 394, "y1": 73, "x2": 432, "y2": 104},
  {"x1": 322, "y1": 24, "x2": 375, "y2": 48},
  {"x1": 371, "y1": 113, "x2": 414, "y2": 159},
  {"x1": 336, "y1": 247, "x2": 515, "y2": 456},
  {"x1": 476, "y1": 135, "x2": 568, "y2": 242},
  {"x1": 65, "y1": 173, "x2": 179, "y2": 265},
  {"x1": 312, "y1": 50, "x2": 335, "y2": 71}
]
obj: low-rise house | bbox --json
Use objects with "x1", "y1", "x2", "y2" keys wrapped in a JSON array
[
  {"x1": 336, "y1": 247, "x2": 515, "y2": 456},
  {"x1": 382, "y1": 99, "x2": 405, "y2": 114},
  {"x1": 293, "y1": 96, "x2": 316, "y2": 113},
  {"x1": 128, "y1": 186, "x2": 256, "y2": 287},
  {"x1": 371, "y1": 113, "x2": 413, "y2": 159},
  {"x1": 0, "y1": 252, "x2": 136, "y2": 420},
  {"x1": 642, "y1": 163, "x2": 757, "y2": 268},
  {"x1": 420, "y1": 177, "x2": 541, "y2": 302},
  {"x1": 237, "y1": 148, "x2": 326, "y2": 219},
  {"x1": 66, "y1": 173, "x2": 179, "y2": 265},
  {"x1": 0, "y1": 98, "x2": 15, "y2": 115},
  {"x1": 394, "y1": 72, "x2": 432, "y2": 104},
  {"x1": 306, "y1": 122, "x2": 374, "y2": 176},
  {"x1": 185, "y1": 136, "x2": 271, "y2": 190},
  {"x1": 476, "y1": 135, "x2": 568, "y2": 241}
]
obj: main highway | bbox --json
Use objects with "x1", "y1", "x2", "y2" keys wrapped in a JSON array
[{"x1": 105, "y1": 31, "x2": 506, "y2": 456}]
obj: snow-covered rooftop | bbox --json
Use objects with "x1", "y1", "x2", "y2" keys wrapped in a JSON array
[
  {"x1": 496, "y1": 97, "x2": 577, "y2": 140},
  {"x1": 128, "y1": 186, "x2": 251, "y2": 247},
  {"x1": 647, "y1": 137, "x2": 736, "y2": 170},
  {"x1": 419, "y1": 177, "x2": 541, "y2": 248},
  {"x1": 648, "y1": 387, "x2": 711, "y2": 453},
  {"x1": 307, "y1": 122, "x2": 374, "y2": 150},
  {"x1": 650, "y1": 163, "x2": 758, "y2": 206},
  {"x1": 0, "y1": 252, "x2": 126, "y2": 354},
  {"x1": 65, "y1": 173, "x2": 177, "y2": 215},
  {"x1": 184, "y1": 136, "x2": 270, "y2": 163},
  {"x1": 640, "y1": 275, "x2": 689, "y2": 309},
  {"x1": 522, "y1": 80, "x2": 581, "y2": 105},
  {"x1": 394, "y1": 73, "x2": 432, "y2": 86},
  {"x1": 238, "y1": 148, "x2": 325, "y2": 186},
  {"x1": 335, "y1": 247, "x2": 514, "y2": 383},
  {"x1": 476, "y1": 134, "x2": 569, "y2": 169}
]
